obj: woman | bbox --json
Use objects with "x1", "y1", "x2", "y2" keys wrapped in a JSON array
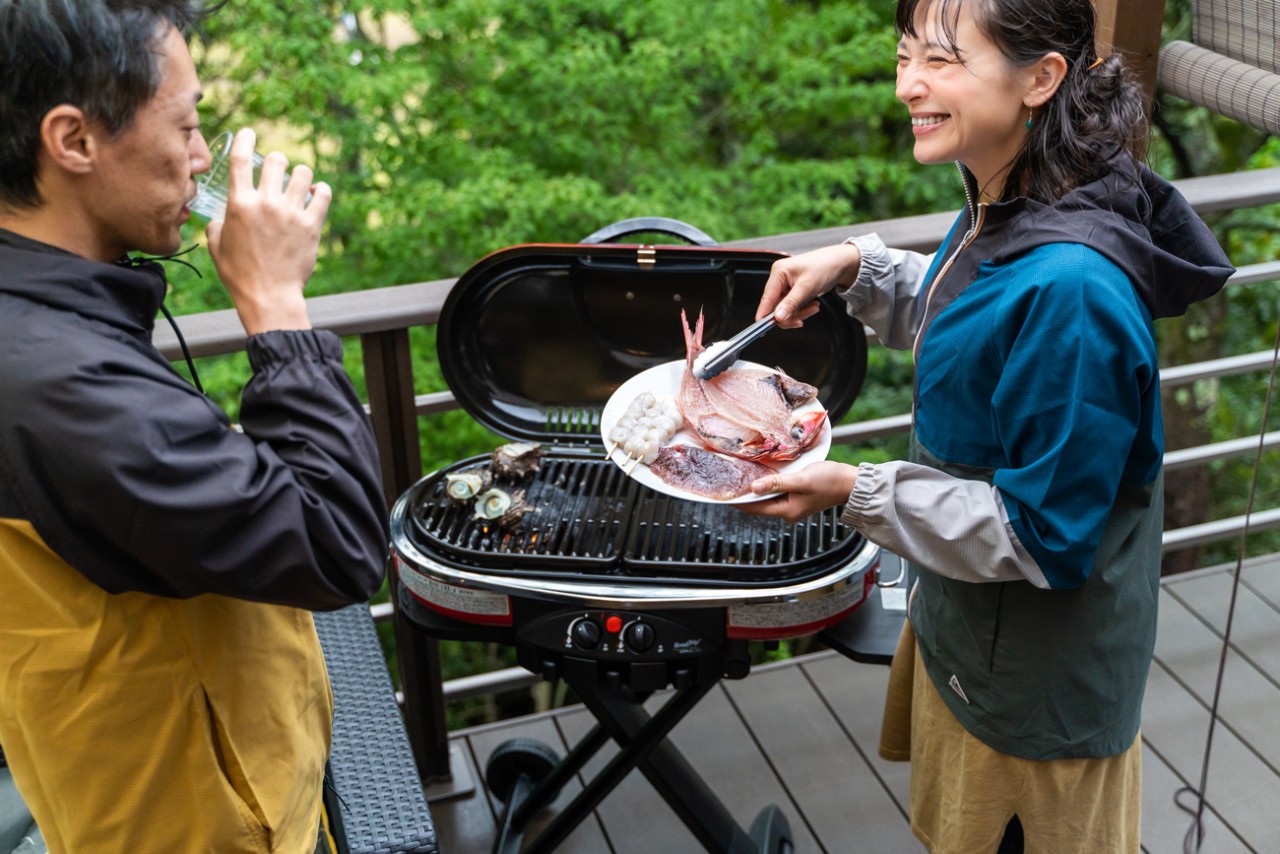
[{"x1": 742, "y1": 0, "x2": 1233, "y2": 851}]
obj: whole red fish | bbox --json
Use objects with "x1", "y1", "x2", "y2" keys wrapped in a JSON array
[{"x1": 676, "y1": 309, "x2": 827, "y2": 462}]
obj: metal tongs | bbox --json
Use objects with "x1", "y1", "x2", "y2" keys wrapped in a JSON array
[
  {"x1": 693, "y1": 297, "x2": 822, "y2": 380},
  {"x1": 691, "y1": 314, "x2": 780, "y2": 380}
]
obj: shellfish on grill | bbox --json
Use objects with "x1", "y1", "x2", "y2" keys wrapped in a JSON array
[
  {"x1": 444, "y1": 469, "x2": 491, "y2": 503},
  {"x1": 472, "y1": 487, "x2": 533, "y2": 530},
  {"x1": 491, "y1": 442, "x2": 545, "y2": 480}
]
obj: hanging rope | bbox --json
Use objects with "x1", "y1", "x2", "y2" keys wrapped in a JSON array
[
  {"x1": 1176, "y1": 305, "x2": 1280, "y2": 853},
  {"x1": 119, "y1": 244, "x2": 207, "y2": 394},
  {"x1": 158, "y1": 300, "x2": 205, "y2": 394}
]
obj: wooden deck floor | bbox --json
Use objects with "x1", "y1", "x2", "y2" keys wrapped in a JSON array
[{"x1": 428, "y1": 554, "x2": 1280, "y2": 853}]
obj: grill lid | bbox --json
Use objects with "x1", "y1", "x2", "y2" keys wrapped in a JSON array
[{"x1": 436, "y1": 219, "x2": 868, "y2": 445}]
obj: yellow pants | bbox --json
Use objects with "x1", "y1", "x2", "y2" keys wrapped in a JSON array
[{"x1": 880, "y1": 623, "x2": 1142, "y2": 854}]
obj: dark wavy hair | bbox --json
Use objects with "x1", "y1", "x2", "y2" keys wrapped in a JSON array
[
  {"x1": 0, "y1": 0, "x2": 207, "y2": 210},
  {"x1": 895, "y1": 0, "x2": 1148, "y2": 203}
]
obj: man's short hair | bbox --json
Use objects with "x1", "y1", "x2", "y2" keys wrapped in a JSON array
[{"x1": 0, "y1": 0, "x2": 206, "y2": 211}]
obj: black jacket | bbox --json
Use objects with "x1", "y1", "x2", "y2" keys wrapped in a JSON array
[{"x1": 0, "y1": 228, "x2": 387, "y2": 609}]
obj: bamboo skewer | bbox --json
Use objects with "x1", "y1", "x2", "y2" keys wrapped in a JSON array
[
  {"x1": 606, "y1": 393, "x2": 683, "y2": 475},
  {"x1": 607, "y1": 441, "x2": 649, "y2": 476}
]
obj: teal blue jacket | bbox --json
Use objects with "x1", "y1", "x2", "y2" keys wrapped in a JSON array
[{"x1": 842, "y1": 160, "x2": 1233, "y2": 758}]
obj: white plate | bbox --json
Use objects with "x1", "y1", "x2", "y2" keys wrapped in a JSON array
[{"x1": 599, "y1": 359, "x2": 831, "y2": 504}]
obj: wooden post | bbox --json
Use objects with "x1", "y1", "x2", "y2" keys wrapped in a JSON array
[
  {"x1": 361, "y1": 329, "x2": 453, "y2": 784},
  {"x1": 360, "y1": 328, "x2": 422, "y2": 509},
  {"x1": 1094, "y1": 0, "x2": 1168, "y2": 99}
]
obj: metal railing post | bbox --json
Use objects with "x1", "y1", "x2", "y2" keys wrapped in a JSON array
[{"x1": 361, "y1": 329, "x2": 453, "y2": 784}]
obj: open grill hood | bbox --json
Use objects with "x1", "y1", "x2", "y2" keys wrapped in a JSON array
[
  {"x1": 435, "y1": 237, "x2": 868, "y2": 445},
  {"x1": 392, "y1": 221, "x2": 878, "y2": 628}
]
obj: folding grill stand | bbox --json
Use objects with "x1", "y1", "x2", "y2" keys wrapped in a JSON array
[
  {"x1": 488, "y1": 667, "x2": 793, "y2": 854},
  {"x1": 399, "y1": 593, "x2": 794, "y2": 854}
]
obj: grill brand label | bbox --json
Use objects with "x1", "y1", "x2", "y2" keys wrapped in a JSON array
[{"x1": 400, "y1": 570, "x2": 511, "y2": 617}]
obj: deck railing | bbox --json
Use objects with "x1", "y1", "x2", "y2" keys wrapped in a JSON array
[{"x1": 154, "y1": 166, "x2": 1280, "y2": 785}]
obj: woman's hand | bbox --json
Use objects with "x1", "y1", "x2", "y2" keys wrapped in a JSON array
[
  {"x1": 755, "y1": 242, "x2": 863, "y2": 329},
  {"x1": 736, "y1": 460, "x2": 859, "y2": 524},
  {"x1": 206, "y1": 129, "x2": 333, "y2": 336}
]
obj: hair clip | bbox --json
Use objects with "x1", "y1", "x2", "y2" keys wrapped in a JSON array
[{"x1": 1087, "y1": 56, "x2": 1105, "y2": 71}]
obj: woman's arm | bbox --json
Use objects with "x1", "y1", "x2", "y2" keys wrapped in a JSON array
[{"x1": 838, "y1": 233, "x2": 933, "y2": 350}]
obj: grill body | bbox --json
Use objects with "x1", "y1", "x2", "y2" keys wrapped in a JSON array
[{"x1": 390, "y1": 220, "x2": 879, "y2": 853}]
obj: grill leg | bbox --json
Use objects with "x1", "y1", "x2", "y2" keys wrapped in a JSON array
[
  {"x1": 519, "y1": 677, "x2": 761, "y2": 854},
  {"x1": 506, "y1": 723, "x2": 611, "y2": 831},
  {"x1": 592, "y1": 683, "x2": 761, "y2": 854}
]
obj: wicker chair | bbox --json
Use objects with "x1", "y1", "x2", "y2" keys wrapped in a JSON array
[
  {"x1": 0, "y1": 604, "x2": 437, "y2": 854},
  {"x1": 315, "y1": 604, "x2": 439, "y2": 854},
  {"x1": 1157, "y1": 0, "x2": 1280, "y2": 135},
  {"x1": 0, "y1": 745, "x2": 41, "y2": 854}
]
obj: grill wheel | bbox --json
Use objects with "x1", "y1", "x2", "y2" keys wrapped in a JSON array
[{"x1": 485, "y1": 737, "x2": 563, "y2": 804}]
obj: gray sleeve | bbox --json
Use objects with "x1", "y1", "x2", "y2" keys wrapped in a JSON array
[
  {"x1": 835, "y1": 233, "x2": 933, "y2": 350},
  {"x1": 840, "y1": 461, "x2": 1050, "y2": 588}
]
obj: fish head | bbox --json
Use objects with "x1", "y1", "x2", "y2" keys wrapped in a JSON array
[
  {"x1": 790, "y1": 408, "x2": 828, "y2": 449},
  {"x1": 750, "y1": 409, "x2": 827, "y2": 462}
]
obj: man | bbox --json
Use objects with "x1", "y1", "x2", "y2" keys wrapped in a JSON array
[{"x1": 0, "y1": 2, "x2": 389, "y2": 852}]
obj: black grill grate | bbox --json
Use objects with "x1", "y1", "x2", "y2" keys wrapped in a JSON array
[
  {"x1": 411, "y1": 453, "x2": 637, "y2": 571},
  {"x1": 621, "y1": 490, "x2": 854, "y2": 578},
  {"x1": 409, "y1": 450, "x2": 862, "y2": 586}
]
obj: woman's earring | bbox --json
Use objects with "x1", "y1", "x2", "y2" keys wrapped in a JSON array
[{"x1": 1026, "y1": 108, "x2": 1034, "y2": 130}]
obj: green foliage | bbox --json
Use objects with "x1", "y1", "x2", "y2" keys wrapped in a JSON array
[
  {"x1": 181, "y1": 0, "x2": 925, "y2": 297},
  {"x1": 174, "y1": 0, "x2": 938, "y2": 477}
]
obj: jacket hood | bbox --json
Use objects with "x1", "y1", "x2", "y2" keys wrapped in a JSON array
[
  {"x1": 0, "y1": 228, "x2": 167, "y2": 337},
  {"x1": 964, "y1": 159, "x2": 1234, "y2": 319}
]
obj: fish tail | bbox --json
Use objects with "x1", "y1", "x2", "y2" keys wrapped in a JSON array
[
  {"x1": 681, "y1": 308, "x2": 694, "y2": 366},
  {"x1": 680, "y1": 307, "x2": 705, "y2": 367}
]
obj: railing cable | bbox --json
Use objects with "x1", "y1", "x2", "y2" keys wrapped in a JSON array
[{"x1": 1178, "y1": 311, "x2": 1280, "y2": 853}]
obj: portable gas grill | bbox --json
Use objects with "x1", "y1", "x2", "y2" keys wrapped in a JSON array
[{"x1": 389, "y1": 218, "x2": 880, "y2": 854}]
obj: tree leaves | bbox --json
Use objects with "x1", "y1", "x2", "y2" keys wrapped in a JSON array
[{"x1": 172, "y1": 0, "x2": 930, "y2": 489}]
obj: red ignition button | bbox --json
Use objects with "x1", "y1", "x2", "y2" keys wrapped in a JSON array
[{"x1": 605, "y1": 615, "x2": 623, "y2": 634}]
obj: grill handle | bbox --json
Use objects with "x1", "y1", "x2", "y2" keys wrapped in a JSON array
[
  {"x1": 580, "y1": 217, "x2": 718, "y2": 247},
  {"x1": 878, "y1": 552, "x2": 908, "y2": 587}
]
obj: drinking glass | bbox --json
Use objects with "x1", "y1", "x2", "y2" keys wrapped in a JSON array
[{"x1": 188, "y1": 131, "x2": 311, "y2": 224}]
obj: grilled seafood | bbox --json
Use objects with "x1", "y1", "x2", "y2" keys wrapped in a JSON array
[
  {"x1": 676, "y1": 309, "x2": 827, "y2": 462},
  {"x1": 491, "y1": 442, "x2": 545, "y2": 480},
  {"x1": 444, "y1": 469, "x2": 491, "y2": 502},
  {"x1": 472, "y1": 487, "x2": 532, "y2": 530},
  {"x1": 649, "y1": 444, "x2": 776, "y2": 500}
]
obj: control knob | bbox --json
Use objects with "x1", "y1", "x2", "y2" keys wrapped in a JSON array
[
  {"x1": 570, "y1": 617, "x2": 601, "y2": 650},
  {"x1": 624, "y1": 620, "x2": 656, "y2": 653}
]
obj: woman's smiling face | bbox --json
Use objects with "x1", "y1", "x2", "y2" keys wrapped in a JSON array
[{"x1": 895, "y1": 0, "x2": 1033, "y2": 196}]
